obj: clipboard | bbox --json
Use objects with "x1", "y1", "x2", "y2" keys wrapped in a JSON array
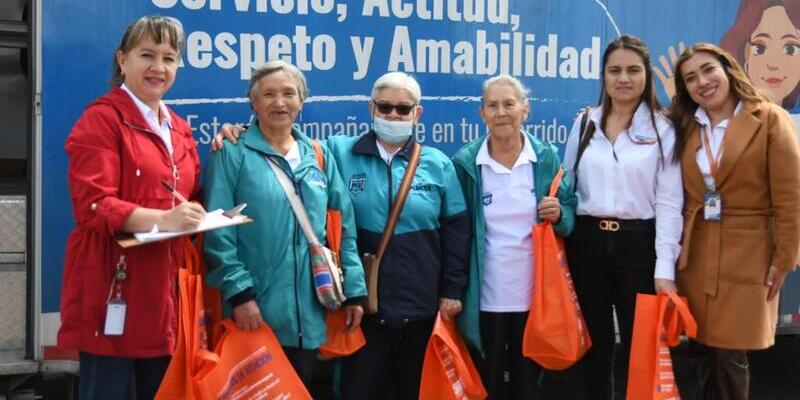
[{"x1": 115, "y1": 208, "x2": 253, "y2": 248}]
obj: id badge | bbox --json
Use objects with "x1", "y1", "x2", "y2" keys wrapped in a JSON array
[
  {"x1": 704, "y1": 192, "x2": 722, "y2": 221},
  {"x1": 104, "y1": 299, "x2": 127, "y2": 336}
]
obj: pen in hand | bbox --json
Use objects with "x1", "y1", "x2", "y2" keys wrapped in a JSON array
[{"x1": 161, "y1": 180, "x2": 189, "y2": 204}]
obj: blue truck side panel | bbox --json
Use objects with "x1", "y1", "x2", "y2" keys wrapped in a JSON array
[{"x1": 42, "y1": 1, "x2": 799, "y2": 321}]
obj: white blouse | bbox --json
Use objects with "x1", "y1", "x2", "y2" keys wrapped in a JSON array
[
  {"x1": 563, "y1": 103, "x2": 683, "y2": 280},
  {"x1": 120, "y1": 84, "x2": 173, "y2": 155},
  {"x1": 694, "y1": 102, "x2": 743, "y2": 191}
]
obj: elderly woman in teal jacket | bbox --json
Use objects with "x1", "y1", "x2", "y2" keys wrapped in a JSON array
[
  {"x1": 203, "y1": 60, "x2": 366, "y2": 389},
  {"x1": 452, "y1": 75, "x2": 576, "y2": 400}
]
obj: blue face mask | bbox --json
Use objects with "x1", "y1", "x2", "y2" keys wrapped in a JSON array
[{"x1": 372, "y1": 116, "x2": 414, "y2": 144}]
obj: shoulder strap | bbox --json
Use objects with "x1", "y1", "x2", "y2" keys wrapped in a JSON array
[
  {"x1": 579, "y1": 111, "x2": 588, "y2": 140},
  {"x1": 266, "y1": 157, "x2": 320, "y2": 245},
  {"x1": 374, "y1": 142, "x2": 422, "y2": 261},
  {"x1": 311, "y1": 140, "x2": 325, "y2": 170},
  {"x1": 573, "y1": 111, "x2": 593, "y2": 187}
]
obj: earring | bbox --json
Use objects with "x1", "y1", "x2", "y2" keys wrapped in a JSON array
[{"x1": 744, "y1": 61, "x2": 749, "y2": 72}]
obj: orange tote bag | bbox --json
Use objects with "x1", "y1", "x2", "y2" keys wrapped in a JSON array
[
  {"x1": 626, "y1": 292, "x2": 697, "y2": 400},
  {"x1": 155, "y1": 236, "x2": 216, "y2": 400},
  {"x1": 318, "y1": 308, "x2": 367, "y2": 358},
  {"x1": 193, "y1": 319, "x2": 312, "y2": 400},
  {"x1": 522, "y1": 169, "x2": 592, "y2": 370},
  {"x1": 313, "y1": 140, "x2": 368, "y2": 358},
  {"x1": 419, "y1": 313, "x2": 487, "y2": 400},
  {"x1": 189, "y1": 233, "x2": 223, "y2": 348}
]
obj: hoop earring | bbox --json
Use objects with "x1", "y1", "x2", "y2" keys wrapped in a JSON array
[{"x1": 743, "y1": 61, "x2": 749, "y2": 73}]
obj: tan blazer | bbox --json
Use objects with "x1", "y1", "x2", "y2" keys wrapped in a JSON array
[{"x1": 677, "y1": 101, "x2": 800, "y2": 350}]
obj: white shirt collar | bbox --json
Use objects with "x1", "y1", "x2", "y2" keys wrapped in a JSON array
[
  {"x1": 629, "y1": 102, "x2": 655, "y2": 131},
  {"x1": 376, "y1": 140, "x2": 404, "y2": 164},
  {"x1": 694, "y1": 101, "x2": 743, "y2": 129},
  {"x1": 476, "y1": 131, "x2": 537, "y2": 173},
  {"x1": 120, "y1": 84, "x2": 172, "y2": 128}
]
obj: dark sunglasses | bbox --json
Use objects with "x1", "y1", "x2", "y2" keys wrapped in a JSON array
[{"x1": 374, "y1": 102, "x2": 416, "y2": 116}]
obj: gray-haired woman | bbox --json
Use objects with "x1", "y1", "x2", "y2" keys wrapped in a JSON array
[
  {"x1": 453, "y1": 75, "x2": 577, "y2": 399},
  {"x1": 212, "y1": 71, "x2": 470, "y2": 399},
  {"x1": 203, "y1": 60, "x2": 367, "y2": 389},
  {"x1": 328, "y1": 71, "x2": 470, "y2": 400}
]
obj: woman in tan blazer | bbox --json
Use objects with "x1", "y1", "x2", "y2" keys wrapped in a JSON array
[{"x1": 670, "y1": 43, "x2": 800, "y2": 400}]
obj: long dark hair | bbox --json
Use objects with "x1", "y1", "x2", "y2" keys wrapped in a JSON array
[
  {"x1": 670, "y1": 43, "x2": 770, "y2": 158},
  {"x1": 575, "y1": 35, "x2": 667, "y2": 167}
]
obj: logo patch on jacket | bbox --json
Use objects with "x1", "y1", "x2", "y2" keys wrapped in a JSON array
[
  {"x1": 482, "y1": 192, "x2": 493, "y2": 206},
  {"x1": 307, "y1": 169, "x2": 327, "y2": 188},
  {"x1": 411, "y1": 183, "x2": 434, "y2": 192},
  {"x1": 349, "y1": 174, "x2": 366, "y2": 194}
]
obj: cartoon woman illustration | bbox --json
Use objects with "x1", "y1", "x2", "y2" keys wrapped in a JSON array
[
  {"x1": 655, "y1": 0, "x2": 800, "y2": 128},
  {"x1": 721, "y1": 0, "x2": 800, "y2": 126}
]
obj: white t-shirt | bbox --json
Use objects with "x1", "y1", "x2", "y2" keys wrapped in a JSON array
[
  {"x1": 284, "y1": 140, "x2": 301, "y2": 171},
  {"x1": 478, "y1": 134, "x2": 538, "y2": 312}
]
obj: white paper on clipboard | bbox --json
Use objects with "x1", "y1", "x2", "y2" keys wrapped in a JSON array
[
  {"x1": 115, "y1": 208, "x2": 251, "y2": 248},
  {"x1": 134, "y1": 209, "x2": 247, "y2": 243}
]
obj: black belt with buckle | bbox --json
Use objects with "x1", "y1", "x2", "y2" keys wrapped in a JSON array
[{"x1": 577, "y1": 215, "x2": 655, "y2": 233}]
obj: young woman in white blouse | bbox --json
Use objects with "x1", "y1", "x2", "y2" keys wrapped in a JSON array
[{"x1": 562, "y1": 35, "x2": 684, "y2": 400}]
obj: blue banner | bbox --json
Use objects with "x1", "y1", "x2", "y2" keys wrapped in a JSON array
[{"x1": 42, "y1": 0, "x2": 800, "y2": 313}]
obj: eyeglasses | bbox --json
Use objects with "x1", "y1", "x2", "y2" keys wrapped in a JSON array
[{"x1": 374, "y1": 102, "x2": 416, "y2": 116}]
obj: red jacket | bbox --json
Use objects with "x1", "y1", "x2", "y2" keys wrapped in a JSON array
[{"x1": 58, "y1": 88, "x2": 200, "y2": 357}]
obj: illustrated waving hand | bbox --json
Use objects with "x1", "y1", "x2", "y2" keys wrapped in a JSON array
[{"x1": 653, "y1": 42, "x2": 686, "y2": 101}]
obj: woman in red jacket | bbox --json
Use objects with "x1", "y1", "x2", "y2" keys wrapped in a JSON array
[{"x1": 58, "y1": 15, "x2": 204, "y2": 400}]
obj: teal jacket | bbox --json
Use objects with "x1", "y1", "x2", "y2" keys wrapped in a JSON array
[
  {"x1": 326, "y1": 133, "x2": 470, "y2": 325},
  {"x1": 451, "y1": 132, "x2": 577, "y2": 353},
  {"x1": 203, "y1": 124, "x2": 366, "y2": 349}
]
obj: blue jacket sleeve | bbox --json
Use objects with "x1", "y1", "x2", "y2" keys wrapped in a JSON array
[
  {"x1": 438, "y1": 160, "x2": 471, "y2": 300},
  {"x1": 202, "y1": 142, "x2": 255, "y2": 305}
]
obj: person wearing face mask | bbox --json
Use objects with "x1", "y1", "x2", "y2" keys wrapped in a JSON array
[
  {"x1": 327, "y1": 71, "x2": 470, "y2": 400},
  {"x1": 211, "y1": 71, "x2": 469, "y2": 399}
]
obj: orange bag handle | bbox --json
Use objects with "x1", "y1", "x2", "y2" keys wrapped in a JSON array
[
  {"x1": 311, "y1": 140, "x2": 343, "y2": 265},
  {"x1": 661, "y1": 292, "x2": 697, "y2": 346},
  {"x1": 181, "y1": 233, "x2": 209, "y2": 276},
  {"x1": 537, "y1": 167, "x2": 565, "y2": 228},
  {"x1": 193, "y1": 320, "x2": 240, "y2": 370},
  {"x1": 182, "y1": 237, "x2": 200, "y2": 275},
  {"x1": 547, "y1": 168, "x2": 565, "y2": 198},
  {"x1": 312, "y1": 140, "x2": 326, "y2": 169}
]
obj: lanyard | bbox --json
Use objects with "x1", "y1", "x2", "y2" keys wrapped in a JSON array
[
  {"x1": 107, "y1": 254, "x2": 128, "y2": 302},
  {"x1": 701, "y1": 126, "x2": 725, "y2": 188}
]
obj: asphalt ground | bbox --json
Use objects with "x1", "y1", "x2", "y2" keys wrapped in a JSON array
[
  {"x1": 14, "y1": 334, "x2": 800, "y2": 399},
  {"x1": 305, "y1": 335, "x2": 800, "y2": 400}
]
